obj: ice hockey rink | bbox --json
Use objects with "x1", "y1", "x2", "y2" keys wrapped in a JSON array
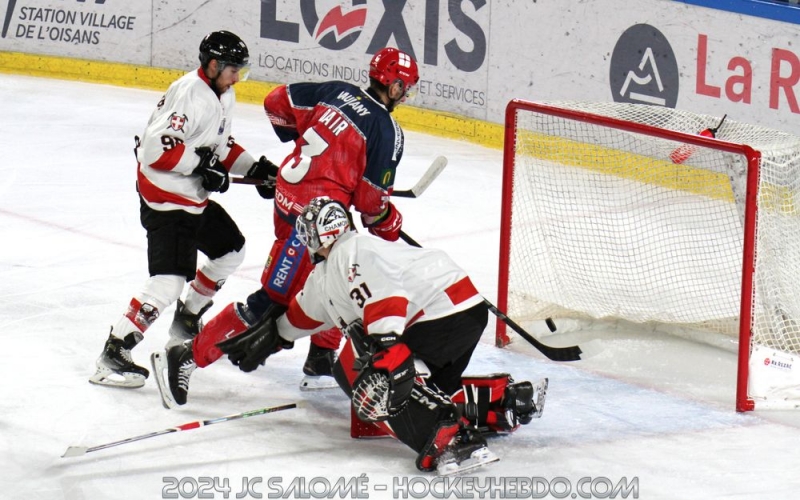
[{"x1": 2, "y1": 73, "x2": 800, "y2": 500}]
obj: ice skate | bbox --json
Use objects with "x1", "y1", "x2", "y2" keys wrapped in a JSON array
[
  {"x1": 89, "y1": 330, "x2": 149, "y2": 389},
  {"x1": 299, "y1": 343, "x2": 339, "y2": 391},
  {"x1": 166, "y1": 300, "x2": 212, "y2": 349},
  {"x1": 151, "y1": 340, "x2": 196, "y2": 409},
  {"x1": 435, "y1": 428, "x2": 499, "y2": 476},
  {"x1": 496, "y1": 377, "x2": 548, "y2": 430}
]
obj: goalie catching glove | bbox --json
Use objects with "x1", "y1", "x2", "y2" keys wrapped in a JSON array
[
  {"x1": 348, "y1": 320, "x2": 415, "y2": 422},
  {"x1": 193, "y1": 147, "x2": 229, "y2": 192},
  {"x1": 216, "y1": 306, "x2": 292, "y2": 372},
  {"x1": 247, "y1": 156, "x2": 279, "y2": 199}
]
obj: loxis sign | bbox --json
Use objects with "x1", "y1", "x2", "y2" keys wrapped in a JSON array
[{"x1": 259, "y1": 0, "x2": 487, "y2": 73}]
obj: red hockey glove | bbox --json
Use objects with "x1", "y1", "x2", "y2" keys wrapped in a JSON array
[
  {"x1": 352, "y1": 333, "x2": 415, "y2": 422},
  {"x1": 361, "y1": 202, "x2": 403, "y2": 242},
  {"x1": 247, "y1": 156, "x2": 279, "y2": 199}
]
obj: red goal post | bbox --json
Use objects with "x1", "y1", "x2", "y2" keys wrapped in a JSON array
[{"x1": 497, "y1": 99, "x2": 800, "y2": 412}]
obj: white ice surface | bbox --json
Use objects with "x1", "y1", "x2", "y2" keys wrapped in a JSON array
[{"x1": 1, "y1": 74, "x2": 800, "y2": 500}]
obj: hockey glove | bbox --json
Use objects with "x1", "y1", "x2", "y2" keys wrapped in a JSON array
[
  {"x1": 216, "y1": 311, "x2": 293, "y2": 372},
  {"x1": 194, "y1": 147, "x2": 229, "y2": 193},
  {"x1": 352, "y1": 333, "x2": 415, "y2": 422},
  {"x1": 247, "y1": 156, "x2": 279, "y2": 199},
  {"x1": 361, "y1": 202, "x2": 403, "y2": 242}
]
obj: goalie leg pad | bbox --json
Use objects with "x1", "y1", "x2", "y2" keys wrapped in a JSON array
[
  {"x1": 336, "y1": 340, "x2": 394, "y2": 438},
  {"x1": 192, "y1": 302, "x2": 252, "y2": 367},
  {"x1": 388, "y1": 384, "x2": 458, "y2": 454},
  {"x1": 454, "y1": 374, "x2": 548, "y2": 434}
]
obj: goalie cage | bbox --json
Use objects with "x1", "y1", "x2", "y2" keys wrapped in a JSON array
[{"x1": 498, "y1": 99, "x2": 800, "y2": 412}]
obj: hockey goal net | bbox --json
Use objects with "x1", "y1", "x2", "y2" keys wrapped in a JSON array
[{"x1": 498, "y1": 99, "x2": 800, "y2": 411}]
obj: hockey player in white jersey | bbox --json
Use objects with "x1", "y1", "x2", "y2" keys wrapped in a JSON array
[
  {"x1": 157, "y1": 196, "x2": 546, "y2": 475},
  {"x1": 89, "y1": 30, "x2": 278, "y2": 389}
]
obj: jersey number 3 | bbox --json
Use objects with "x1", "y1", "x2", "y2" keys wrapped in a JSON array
[{"x1": 280, "y1": 128, "x2": 329, "y2": 184}]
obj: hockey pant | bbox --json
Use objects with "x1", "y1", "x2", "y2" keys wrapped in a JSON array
[{"x1": 113, "y1": 200, "x2": 245, "y2": 338}]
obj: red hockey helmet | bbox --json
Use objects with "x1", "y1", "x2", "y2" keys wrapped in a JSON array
[{"x1": 369, "y1": 48, "x2": 419, "y2": 94}]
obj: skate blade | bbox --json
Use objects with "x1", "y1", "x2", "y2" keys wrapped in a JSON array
[
  {"x1": 150, "y1": 352, "x2": 177, "y2": 409},
  {"x1": 299, "y1": 375, "x2": 339, "y2": 391},
  {"x1": 437, "y1": 447, "x2": 500, "y2": 476},
  {"x1": 531, "y1": 378, "x2": 549, "y2": 419},
  {"x1": 89, "y1": 366, "x2": 146, "y2": 389}
]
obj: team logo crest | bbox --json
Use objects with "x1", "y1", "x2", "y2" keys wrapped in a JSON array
[
  {"x1": 168, "y1": 112, "x2": 188, "y2": 132},
  {"x1": 610, "y1": 24, "x2": 679, "y2": 108},
  {"x1": 380, "y1": 169, "x2": 393, "y2": 187},
  {"x1": 348, "y1": 264, "x2": 361, "y2": 283},
  {"x1": 305, "y1": 1, "x2": 368, "y2": 49}
]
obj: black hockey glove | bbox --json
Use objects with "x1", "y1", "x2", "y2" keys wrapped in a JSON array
[
  {"x1": 351, "y1": 327, "x2": 415, "y2": 422},
  {"x1": 216, "y1": 308, "x2": 293, "y2": 372},
  {"x1": 193, "y1": 147, "x2": 229, "y2": 193},
  {"x1": 247, "y1": 156, "x2": 279, "y2": 199}
]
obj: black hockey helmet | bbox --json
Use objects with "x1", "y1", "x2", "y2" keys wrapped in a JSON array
[{"x1": 199, "y1": 30, "x2": 249, "y2": 69}]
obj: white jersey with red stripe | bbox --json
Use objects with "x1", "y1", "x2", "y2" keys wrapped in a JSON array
[
  {"x1": 136, "y1": 68, "x2": 255, "y2": 214},
  {"x1": 277, "y1": 231, "x2": 484, "y2": 341}
]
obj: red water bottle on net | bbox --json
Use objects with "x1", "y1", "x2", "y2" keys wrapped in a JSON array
[{"x1": 669, "y1": 114, "x2": 727, "y2": 164}]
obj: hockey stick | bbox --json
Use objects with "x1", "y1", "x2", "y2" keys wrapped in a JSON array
[
  {"x1": 391, "y1": 156, "x2": 447, "y2": 198},
  {"x1": 398, "y1": 231, "x2": 584, "y2": 362},
  {"x1": 231, "y1": 156, "x2": 448, "y2": 199},
  {"x1": 61, "y1": 402, "x2": 298, "y2": 458}
]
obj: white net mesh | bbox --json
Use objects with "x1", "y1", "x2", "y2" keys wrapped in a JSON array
[{"x1": 504, "y1": 101, "x2": 800, "y2": 354}]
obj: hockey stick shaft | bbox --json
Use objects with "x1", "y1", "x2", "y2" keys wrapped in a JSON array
[
  {"x1": 62, "y1": 402, "x2": 297, "y2": 458},
  {"x1": 397, "y1": 231, "x2": 581, "y2": 362},
  {"x1": 231, "y1": 156, "x2": 448, "y2": 199},
  {"x1": 231, "y1": 176, "x2": 269, "y2": 186}
]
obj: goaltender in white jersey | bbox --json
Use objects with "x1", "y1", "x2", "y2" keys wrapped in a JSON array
[
  {"x1": 199, "y1": 197, "x2": 546, "y2": 475},
  {"x1": 279, "y1": 229, "x2": 484, "y2": 340}
]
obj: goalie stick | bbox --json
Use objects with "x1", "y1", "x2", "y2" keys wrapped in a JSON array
[
  {"x1": 231, "y1": 156, "x2": 448, "y2": 199},
  {"x1": 398, "y1": 231, "x2": 585, "y2": 362},
  {"x1": 61, "y1": 402, "x2": 298, "y2": 458}
]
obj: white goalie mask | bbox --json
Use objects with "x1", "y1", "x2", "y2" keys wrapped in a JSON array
[{"x1": 296, "y1": 196, "x2": 351, "y2": 262}]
